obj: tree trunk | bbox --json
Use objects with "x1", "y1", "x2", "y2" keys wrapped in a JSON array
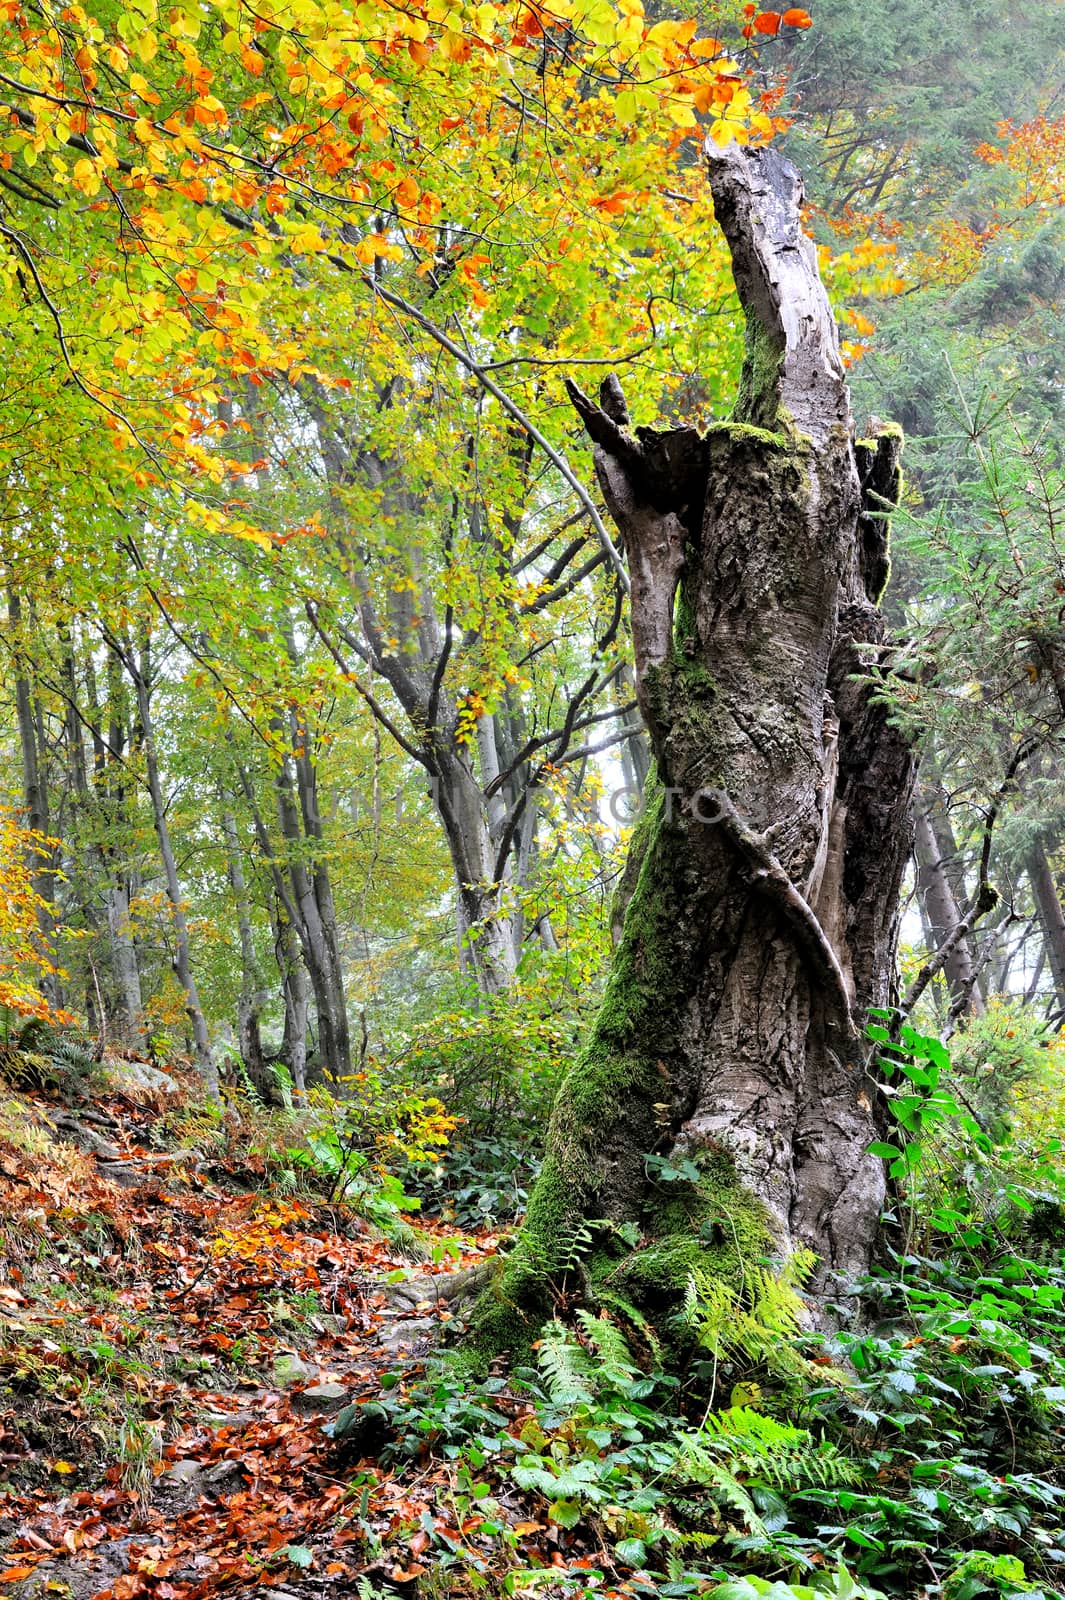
[
  {"x1": 129, "y1": 649, "x2": 218, "y2": 1096},
  {"x1": 1026, "y1": 841, "x2": 1065, "y2": 1011},
  {"x1": 276, "y1": 909, "x2": 310, "y2": 1099},
  {"x1": 221, "y1": 803, "x2": 276, "y2": 1101},
  {"x1": 106, "y1": 883, "x2": 146, "y2": 1046},
  {"x1": 64, "y1": 629, "x2": 146, "y2": 1046},
  {"x1": 435, "y1": 747, "x2": 518, "y2": 994},
  {"x1": 272, "y1": 715, "x2": 352, "y2": 1079},
  {"x1": 472, "y1": 143, "x2": 914, "y2": 1354},
  {"x1": 914, "y1": 797, "x2": 984, "y2": 1018}
]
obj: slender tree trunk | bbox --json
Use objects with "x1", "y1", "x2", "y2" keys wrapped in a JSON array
[
  {"x1": 221, "y1": 802, "x2": 275, "y2": 1101},
  {"x1": 234, "y1": 754, "x2": 312, "y2": 1094},
  {"x1": 82, "y1": 647, "x2": 146, "y2": 1045},
  {"x1": 272, "y1": 719, "x2": 351, "y2": 1079},
  {"x1": 1027, "y1": 841, "x2": 1065, "y2": 1010},
  {"x1": 64, "y1": 630, "x2": 146, "y2": 1046},
  {"x1": 435, "y1": 748, "x2": 517, "y2": 994},
  {"x1": 129, "y1": 650, "x2": 218, "y2": 1096},
  {"x1": 473, "y1": 144, "x2": 914, "y2": 1354},
  {"x1": 106, "y1": 883, "x2": 146, "y2": 1046},
  {"x1": 275, "y1": 907, "x2": 310, "y2": 1099},
  {"x1": 914, "y1": 799, "x2": 984, "y2": 1017}
]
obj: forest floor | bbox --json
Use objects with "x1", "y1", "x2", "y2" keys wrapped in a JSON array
[{"x1": 0, "y1": 1066, "x2": 543, "y2": 1600}]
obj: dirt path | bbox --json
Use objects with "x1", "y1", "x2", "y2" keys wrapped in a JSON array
[{"x1": 0, "y1": 1083, "x2": 497, "y2": 1600}]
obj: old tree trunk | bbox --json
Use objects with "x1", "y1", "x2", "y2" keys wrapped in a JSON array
[{"x1": 471, "y1": 143, "x2": 915, "y2": 1353}]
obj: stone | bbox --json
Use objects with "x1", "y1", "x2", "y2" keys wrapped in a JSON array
[
  {"x1": 160, "y1": 1458, "x2": 202, "y2": 1486},
  {"x1": 272, "y1": 1351, "x2": 312, "y2": 1387},
  {"x1": 202, "y1": 1459, "x2": 246, "y2": 1491},
  {"x1": 291, "y1": 1382, "x2": 348, "y2": 1413},
  {"x1": 311, "y1": 1313, "x2": 349, "y2": 1336},
  {"x1": 377, "y1": 1316, "x2": 436, "y2": 1352},
  {"x1": 104, "y1": 1060, "x2": 180, "y2": 1096}
]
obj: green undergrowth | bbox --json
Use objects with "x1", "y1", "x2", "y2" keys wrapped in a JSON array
[
  {"x1": 368, "y1": 1015, "x2": 1065, "y2": 1599},
  {"x1": 375, "y1": 1218, "x2": 1065, "y2": 1598}
]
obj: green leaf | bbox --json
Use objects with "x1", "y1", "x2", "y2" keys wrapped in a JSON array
[
  {"x1": 281, "y1": 1545, "x2": 314, "y2": 1568},
  {"x1": 547, "y1": 1497, "x2": 582, "y2": 1529}
]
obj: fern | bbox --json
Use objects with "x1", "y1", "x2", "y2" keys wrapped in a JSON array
[
  {"x1": 668, "y1": 1433, "x2": 768, "y2": 1535},
  {"x1": 576, "y1": 1309, "x2": 639, "y2": 1388},
  {"x1": 520, "y1": 1216, "x2": 594, "y2": 1279},
  {"x1": 681, "y1": 1404, "x2": 862, "y2": 1495},
  {"x1": 598, "y1": 1289, "x2": 663, "y2": 1363},
  {"x1": 537, "y1": 1319, "x2": 595, "y2": 1405},
  {"x1": 681, "y1": 1250, "x2": 843, "y2": 1387}
]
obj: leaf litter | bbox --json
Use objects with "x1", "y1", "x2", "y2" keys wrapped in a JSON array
[{"x1": 0, "y1": 1078, "x2": 503, "y2": 1600}]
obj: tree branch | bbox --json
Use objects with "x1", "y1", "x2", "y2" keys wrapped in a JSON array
[{"x1": 704, "y1": 141, "x2": 850, "y2": 443}]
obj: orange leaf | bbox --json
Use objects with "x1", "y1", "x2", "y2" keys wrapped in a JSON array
[
  {"x1": 781, "y1": 6, "x2": 812, "y2": 22},
  {"x1": 0, "y1": 1569, "x2": 37, "y2": 1582},
  {"x1": 753, "y1": 11, "x2": 781, "y2": 32}
]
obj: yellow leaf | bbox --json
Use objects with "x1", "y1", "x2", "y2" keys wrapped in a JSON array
[
  {"x1": 51, "y1": 1460, "x2": 76, "y2": 1475},
  {"x1": 290, "y1": 223, "x2": 325, "y2": 253},
  {"x1": 72, "y1": 158, "x2": 102, "y2": 195}
]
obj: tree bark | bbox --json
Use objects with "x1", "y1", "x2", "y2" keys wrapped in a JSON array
[
  {"x1": 472, "y1": 143, "x2": 914, "y2": 1353},
  {"x1": 221, "y1": 802, "x2": 276, "y2": 1101},
  {"x1": 127, "y1": 646, "x2": 218, "y2": 1097},
  {"x1": 106, "y1": 883, "x2": 146, "y2": 1046},
  {"x1": 914, "y1": 795, "x2": 984, "y2": 1018},
  {"x1": 1026, "y1": 840, "x2": 1065, "y2": 1011},
  {"x1": 272, "y1": 710, "x2": 352, "y2": 1079}
]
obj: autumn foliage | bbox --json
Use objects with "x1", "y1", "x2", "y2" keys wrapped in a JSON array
[{"x1": 0, "y1": 810, "x2": 67, "y2": 1023}]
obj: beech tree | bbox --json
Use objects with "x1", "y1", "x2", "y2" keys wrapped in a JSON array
[{"x1": 474, "y1": 141, "x2": 916, "y2": 1351}]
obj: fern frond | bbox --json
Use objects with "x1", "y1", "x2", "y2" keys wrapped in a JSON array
[
  {"x1": 537, "y1": 1319, "x2": 595, "y2": 1405},
  {"x1": 683, "y1": 1257, "x2": 819, "y2": 1384},
  {"x1": 598, "y1": 1289, "x2": 663, "y2": 1363},
  {"x1": 703, "y1": 1404, "x2": 808, "y2": 1449},
  {"x1": 696, "y1": 1406, "x2": 863, "y2": 1492},
  {"x1": 675, "y1": 1529, "x2": 722, "y2": 1550},
  {"x1": 670, "y1": 1433, "x2": 768, "y2": 1535},
  {"x1": 576, "y1": 1309, "x2": 638, "y2": 1387},
  {"x1": 522, "y1": 1217, "x2": 594, "y2": 1278}
]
